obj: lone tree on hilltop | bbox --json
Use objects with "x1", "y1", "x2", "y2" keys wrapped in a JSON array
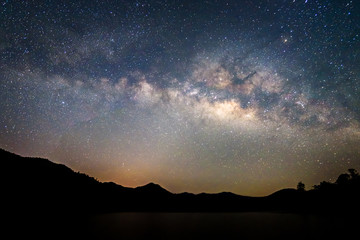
[{"x1": 297, "y1": 181, "x2": 305, "y2": 191}]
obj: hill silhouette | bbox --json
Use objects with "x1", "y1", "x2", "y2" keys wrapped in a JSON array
[{"x1": 2, "y1": 148, "x2": 360, "y2": 215}]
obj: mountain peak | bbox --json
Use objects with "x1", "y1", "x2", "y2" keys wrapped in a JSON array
[
  {"x1": 136, "y1": 182, "x2": 170, "y2": 194},
  {"x1": 143, "y1": 182, "x2": 160, "y2": 187}
]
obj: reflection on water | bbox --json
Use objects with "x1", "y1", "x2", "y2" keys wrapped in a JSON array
[{"x1": 86, "y1": 212, "x2": 352, "y2": 239}]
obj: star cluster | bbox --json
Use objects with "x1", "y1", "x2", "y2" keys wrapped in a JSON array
[{"x1": 1, "y1": 0, "x2": 360, "y2": 196}]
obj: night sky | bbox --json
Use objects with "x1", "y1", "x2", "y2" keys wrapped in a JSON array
[{"x1": 1, "y1": 0, "x2": 360, "y2": 196}]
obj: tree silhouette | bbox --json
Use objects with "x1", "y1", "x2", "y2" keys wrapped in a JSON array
[
  {"x1": 297, "y1": 181, "x2": 305, "y2": 191},
  {"x1": 313, "y1": 181, "x2": 333, "y2": 191},
  {"x1": 312, "y1": 169, "x2": 360, "y2": 192},
  {"x1": 336, "y1": 173, "x2": 350, "y2": 185}
]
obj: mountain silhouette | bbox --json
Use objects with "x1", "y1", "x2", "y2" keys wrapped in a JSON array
[
  {"x1": 2, "y1": 148, "x2": 360, "y2": 215},
  {"x1": 135, "y1": 182, "x2": 172, "y2": 195}
]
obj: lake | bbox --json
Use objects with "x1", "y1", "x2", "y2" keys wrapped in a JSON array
[{"x1": 84, "y1": 212, "x2": 353, "y2": 239}]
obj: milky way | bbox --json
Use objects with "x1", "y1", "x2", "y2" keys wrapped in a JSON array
[{"x1": 1, "y1": 0, "x2": 360, "y2": 195}]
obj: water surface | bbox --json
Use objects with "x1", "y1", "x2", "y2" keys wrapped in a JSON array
[{"x1": 86, "y1": 212, "x2": 351, "y2": 239}]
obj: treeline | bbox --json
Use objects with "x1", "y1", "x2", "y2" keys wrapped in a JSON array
[
  {"x1": 297, "y1": 168, "x2": 360, "y2": 192},
  {"x1": 313, "y1": 168, "x2": 359, "y2": 191}
]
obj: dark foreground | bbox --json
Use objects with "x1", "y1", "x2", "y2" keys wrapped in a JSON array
[
  {"x1": 2, "y1": 148, "x2": 360, "y2": 239},
  {"x1": 9, "y1": 212, "x2": 357, "y2": 240},
  {"x1": 87, "y1": 212, "x2": 357, "y2": 240}
]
